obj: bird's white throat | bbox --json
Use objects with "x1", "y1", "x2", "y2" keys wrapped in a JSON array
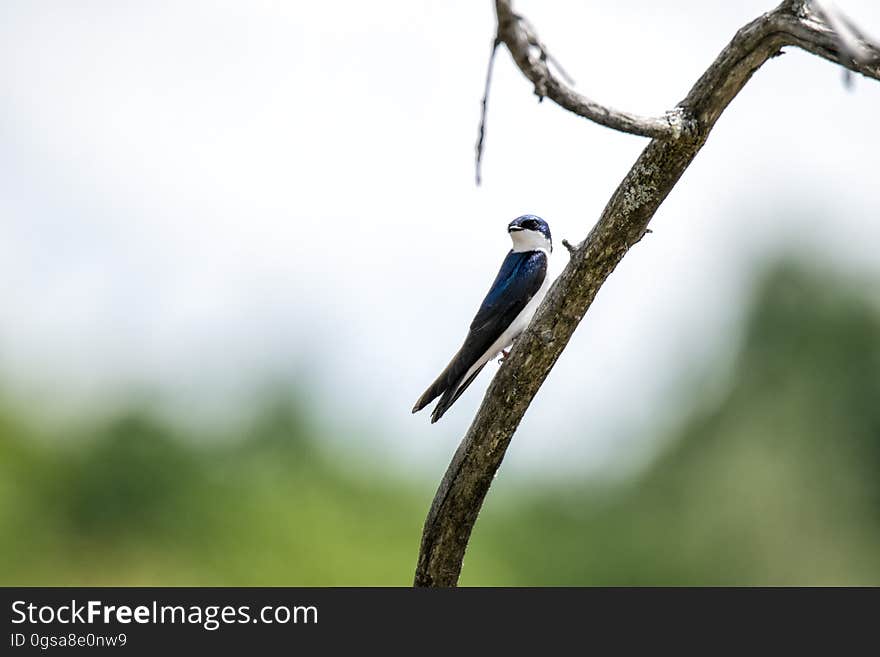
[{"x1": 510, "y1": 228, "x2": 552, "y2": 254}]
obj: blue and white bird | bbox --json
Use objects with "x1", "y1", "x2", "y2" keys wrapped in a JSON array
[{"x1": 412, "y1": 214, "x2": 553, "y2": 423}]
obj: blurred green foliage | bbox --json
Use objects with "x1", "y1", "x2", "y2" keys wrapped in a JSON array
[{"x1": 1, "y1": 263, "x2": 879, "y2": 585}]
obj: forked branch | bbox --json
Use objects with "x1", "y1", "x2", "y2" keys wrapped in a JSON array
[{"x1": 415, "y1": 0, "x2": 879, "y2": 587}]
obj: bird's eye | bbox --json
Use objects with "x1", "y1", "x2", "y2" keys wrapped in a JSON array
[{"x1": 524, "y1": 220, "x2": 537, "y2": 229}]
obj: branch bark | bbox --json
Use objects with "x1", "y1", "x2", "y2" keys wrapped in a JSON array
[{"x1": 414, "y1": 0, "x2": 880, "y2": 587}]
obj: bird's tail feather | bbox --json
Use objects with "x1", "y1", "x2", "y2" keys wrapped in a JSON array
[
  {"x1": 429, "y1": 362, "x2": 486, "y2": 423},
  {"x1": 412, "y1": 359, "x2": 460, "y2": 413},
  {"x1": 412, "y1": 347, "x2": 473, "y2": 415}
]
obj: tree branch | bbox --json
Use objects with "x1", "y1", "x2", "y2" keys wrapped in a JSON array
[
  {"x1": 414, "y1": 0, "x2": 880, "y2": 587},
  {"x1": 493, "y1": 0, "x2": 678, "y2": 139}
]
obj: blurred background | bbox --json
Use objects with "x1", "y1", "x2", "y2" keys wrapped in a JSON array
[{"x1": 1, "y1": 1, "x2": 879, "y2": 585}]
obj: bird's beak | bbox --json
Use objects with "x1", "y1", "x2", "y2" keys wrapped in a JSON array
[{"x1": 508, "y1": 225, "x2": 524, "y2": 232}]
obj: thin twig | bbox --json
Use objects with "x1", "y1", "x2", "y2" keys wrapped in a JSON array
[
  {"x1": 495, "y1": 0, "x2": 677, "y2": 139},
  {"x1": 544, "y1": 51, "x2": 575, "y2": 87},
  {"x1": 475, "y1": 38, "x2": 500, "y2": 186},
  {"x1": 517, "y1": 14, "x2": 576, "y2": 86},
  {"x1": 809, "y1": 0, "x2": 880, "y2": 89}
]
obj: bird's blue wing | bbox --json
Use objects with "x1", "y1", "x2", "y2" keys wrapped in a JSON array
[
  {"x1": 412, "y1": 249, "x2": 547, "y2": 422},
  {"x1": 469, "y1": 250, "x2": 547, "y2": 335}
]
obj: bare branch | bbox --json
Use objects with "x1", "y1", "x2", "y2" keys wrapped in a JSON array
[
  {"x1": 414, "y1": 0, "x2": 880, "y2": 587},
  {"x1": 475, "y1": 38, "x2": 500, "y2": 186},
  {"x1": 493, "y1": 0, "x2": 678, "y2": 139}
]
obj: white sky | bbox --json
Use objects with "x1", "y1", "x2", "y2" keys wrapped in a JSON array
[{"x1": 1, "y1": 1, "x2": 878, "y2": 478}]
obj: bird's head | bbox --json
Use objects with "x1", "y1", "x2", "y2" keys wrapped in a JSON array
[{"x1": 508, "y1": 214, "x2": 552, "y2": 253}]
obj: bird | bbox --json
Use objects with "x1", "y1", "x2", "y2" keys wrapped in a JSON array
[{"x1": 412, "y1": 214, "x2": 552, "y2": 423}]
